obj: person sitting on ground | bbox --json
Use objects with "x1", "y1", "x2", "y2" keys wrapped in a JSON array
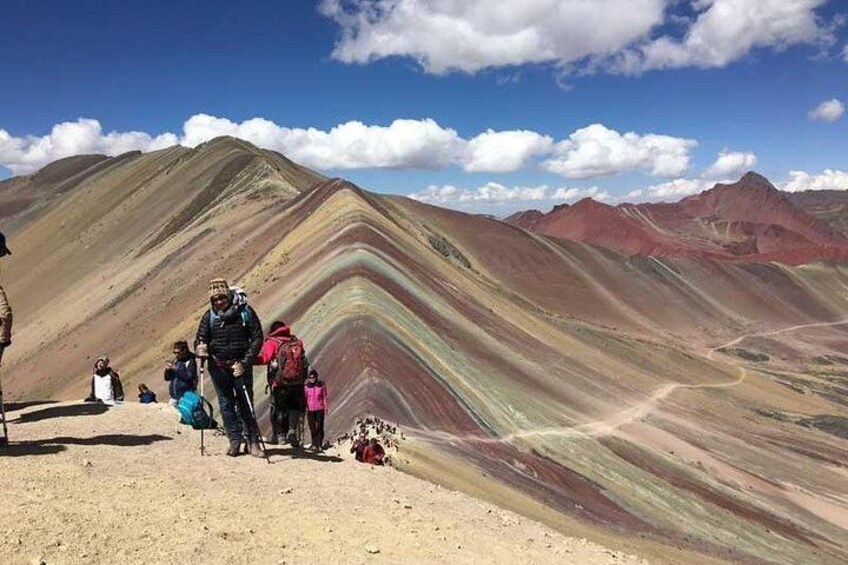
[
  {"x1": 85, "y1": 355, "x2": 125, "y2": 404},
  {"x1": 138, "y1": 383, "x2": 157, "y2": 404},
  {"x1": 195, "y1": 278, "x2": 264, "y2": 458},
  {"x1": 363, "y1": 437, "x2": 386, "y2": 466},
  {"x1": 350, "y1": 431, "x2": 369, "y2": 462},
  {"x1": 304, "y1": 369, "x2": 327, "y2": 451},
  {"x1": 164, "y1": 340, "x2": 197, "y2": 405},
  {"x1": 254, "y1": 320, "x2": 308, "y2": 448}
]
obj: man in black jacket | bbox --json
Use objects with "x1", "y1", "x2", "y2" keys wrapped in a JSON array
[{"x1": 195, "y1": 278, "x2": 264, "y2": 457}]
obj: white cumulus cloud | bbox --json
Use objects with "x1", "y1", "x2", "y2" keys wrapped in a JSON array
[
  {"x1": 2, "y1": 115, "x2": 705, "y2": 182},
  {"x1": 542, "y1": 123, "x2": 697, "y2": 179},
  {"x1": 623, "y1": 178, "x2": 712, "y2": 201},
  {"x1": 808, "y1": 98, "x2": 845, "y2": 122},
  {"x1": 702, "y1": 149, "x2": 758, "y2": 178},
  {"x1": 781, "y1": 169, "x2": 848, "y2": 192},
  {"x1": 181, "y1": 113, "x2": 464, "y2": 170},
  {"x1": 611, "y1": 0, "x2": 832, "y2": 74},
  {"x1": 0, "y1": 119, "x2": 177, "y2": 175},
  {"x1": 320, "y1": 0, "x2": 835, "y2": 77},
  {"x1": 463, "y1": 129, "x2": 553, "y2": 173},
  {"x1": 409, "y1": 182, "x2": 608, "y2": 205},
  {"x1": 319, "y1": 0, "x2": 666, "y2": 74}
]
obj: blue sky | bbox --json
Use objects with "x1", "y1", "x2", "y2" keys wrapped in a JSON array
[{"x1": 1, "y1": 0, "x2": 846, "y2": 213}]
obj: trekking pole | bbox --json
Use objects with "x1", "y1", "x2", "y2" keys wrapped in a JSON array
[
  {"x1": 0, "y1": 350, "x2": 7, "y2": 446},
  {"x1": 240, "y1": 382, "x2": 270, "y2": 464},
  {"x1": 0, "y1": 383, "x2": 8, "y2": 447},
  {"x1": 199, "y1": 358, "x2": 206, "y2": 456}
]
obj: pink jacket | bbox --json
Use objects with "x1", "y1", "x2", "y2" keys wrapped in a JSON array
[{"x1": 304, "y1": 381, "x2": 327, "y2": 412}]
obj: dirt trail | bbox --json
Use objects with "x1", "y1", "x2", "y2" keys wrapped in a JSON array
[
  {"x1": 0, "y1": 401, "x2": 647, "y2": 565},
  {"x1": 408, "y1": 318, "x2": 848, "y2": 445}
]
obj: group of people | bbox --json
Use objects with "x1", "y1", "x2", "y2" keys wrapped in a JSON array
[
  {"x1": 75, "y1": 277, "x2": 330, "y2": 460},
  {"x1": 340, "y1": 415, "x2": 403, "y2": 466},
  {"x1": 183, "y1": 278, "x2": 328, "y2": 458},
  {"x1": 0, "y1": 229, "x2": 338, "y2": 462}
]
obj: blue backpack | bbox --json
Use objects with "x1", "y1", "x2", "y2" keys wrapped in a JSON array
[{"x1": 178, "y1": 391, "x2": 214, "y2": 429}]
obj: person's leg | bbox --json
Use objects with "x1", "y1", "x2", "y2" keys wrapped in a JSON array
[
  {"x1": 284, "y1": 389, "x2": 301, "y2": 447},
  {"x1": 233, "y1": 370, "x2": 259, "y2": 443},
  {"x1": 306, "y1": 411, "x2": 318, "y2": 448},
  {"x1": 315, "y1": 410, "x2": 325, "y2": 450},
  {"x1": 209, "y1": 364, "x2": 242, "y2": 453},
  {"x1": 268, "y1": 388, "x2": 280, "y2": 444}
]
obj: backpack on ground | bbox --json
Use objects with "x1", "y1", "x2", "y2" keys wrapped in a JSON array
[
  {"x1": 178, "y1": 391, "x2": 214, "y2": 429},
  {"x1": 274, "y1": 337, "x2": 307, "y2": 386}
]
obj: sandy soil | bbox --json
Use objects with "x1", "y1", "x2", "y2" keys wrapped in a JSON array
[{"x1": 0, "y1": 401, "x2": 648, "y2": 565}]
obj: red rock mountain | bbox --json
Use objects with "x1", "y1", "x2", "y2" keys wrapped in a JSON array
[{"x1": 507, "y1": 172, "x2": 848, "y2": 264}]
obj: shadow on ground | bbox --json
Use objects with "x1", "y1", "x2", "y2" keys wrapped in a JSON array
[
  {"x1": 13, "y1": 403, "x2": 110, "y2": 423},
  {"x1": 3, "y1": 400, "x2": 58, "y2": 412},
  {"x1": 266, "y1": 446, "x2": 343, "y2": 462},
  {"x1": 1, "y1": 434, "x2": 172, "y2": 457}
]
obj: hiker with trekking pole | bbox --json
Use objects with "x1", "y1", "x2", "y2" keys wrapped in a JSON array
[
  {"x1": 0, "y1": 232, "x2": 13, "y2": 447},
  {"x1": 195, "y1": 278, "x2": 265, "y2": 458}
]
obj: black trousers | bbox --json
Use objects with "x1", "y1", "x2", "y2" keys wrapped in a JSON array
[
  {"x1": 270, "y1": 384, "x2": 304, "y2": 440},
  {"x1": 307, "y1": 410, "x2": 325, "y2": 448}
]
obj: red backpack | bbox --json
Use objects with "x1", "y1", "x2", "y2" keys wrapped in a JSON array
[{"x1": 274, "y1": 336, "x2": 307, "y2": 385}]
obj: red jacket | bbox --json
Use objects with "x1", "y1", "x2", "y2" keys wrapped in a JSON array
[
  {"x1": 255, "y1": 325, "x2": 295, "y2": 365},
  {"x1": 363, "y1": 443, "x2": 386, "y2": 465}
]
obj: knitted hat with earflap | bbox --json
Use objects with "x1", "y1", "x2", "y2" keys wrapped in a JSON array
[{"x1": 208, "y1": 278, "x2": 230, "y2": 299}]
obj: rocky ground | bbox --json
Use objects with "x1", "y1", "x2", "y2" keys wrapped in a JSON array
[{"x1": 0, "y1": 401, "x2": 648, "y2": 565}]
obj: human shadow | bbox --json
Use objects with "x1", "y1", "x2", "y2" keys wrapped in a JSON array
[
  {"x1": 1, "y1": 434, "x2": 171, "y2": 457},
  {"x1": 13, "y1": 403, "x2": 110, "y2": 423},
  {"x1": 266, "y1": 446, "x2": 343, "y2": 463},
  {"x1": 3, "y1": 400, "x2": 58, "y2": 413},
  {"x1": 0, "y1": 443, "x2": 67, "y2": 457},
  {"x1": 46, "y1": 434, "x2": 173, "y2": 447}
]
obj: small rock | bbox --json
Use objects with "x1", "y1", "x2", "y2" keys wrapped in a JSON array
[
  {"x1": 324, "y1": 526, "x2": 333, "y2": 534},
  {"x1": 403, "y1": 503, "x2": 413, "y2": 509},
  {"x1": 82, "y1": 460, "x2": 93, "y2": 468},
  {"x1": 280, "y1": 487, "x2": 293, "y2": 495},
  {"x1": 30, "y1": 557, "x2": 46, "y2": 565},
  {"x1": 365, "y1": 543, "x2": 380, "y2": 554}
]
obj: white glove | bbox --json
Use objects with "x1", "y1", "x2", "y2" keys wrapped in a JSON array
[{"x1": 196, "y1": 343, "x2": 209, "y2": 358}]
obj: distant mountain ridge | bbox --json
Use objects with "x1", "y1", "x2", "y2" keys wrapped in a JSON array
[{"x1": 506, "y1": 172, "x2": 848, "y2": 265}]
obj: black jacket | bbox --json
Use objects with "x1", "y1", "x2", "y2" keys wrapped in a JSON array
[{"x1": 195, "y1": 305, "x2": 263, "y2": 366}]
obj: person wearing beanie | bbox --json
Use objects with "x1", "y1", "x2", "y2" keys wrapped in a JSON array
[
  {"x1": 85, "y1": 354, "x2": 125, "y2": 404},
  {"x1": 195, "y1": 278, "x2": 264, "y2": 457},
  {"x1": 0, "y1": 231, "x2": 12, "y2": 445},
  {"x1": 304, "y1": 369, "x2": 327, "y2": 451}
]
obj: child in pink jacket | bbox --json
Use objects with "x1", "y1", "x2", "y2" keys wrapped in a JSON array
[{"x1": 304, "y1": 369, "x2": 327, "y2": 451}]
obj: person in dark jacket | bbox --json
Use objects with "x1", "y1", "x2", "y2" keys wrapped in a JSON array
[
  {"x1": 164, "y1": 341, "x2": 197, "y2": 404},
  {"x1": 195, "y1": 278, "x2": 264, "y2": 458}
]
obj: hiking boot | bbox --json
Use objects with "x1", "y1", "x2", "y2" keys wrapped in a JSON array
[
  {"x1": 286, "y1": 431, "x2": 299, "y2": 448},
  {"x1": 226, "y1": 440, "x2": 241, "y2": 457},
  {"x1": 248, "y1": 441, "x2": 265, "y2": 458}
]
